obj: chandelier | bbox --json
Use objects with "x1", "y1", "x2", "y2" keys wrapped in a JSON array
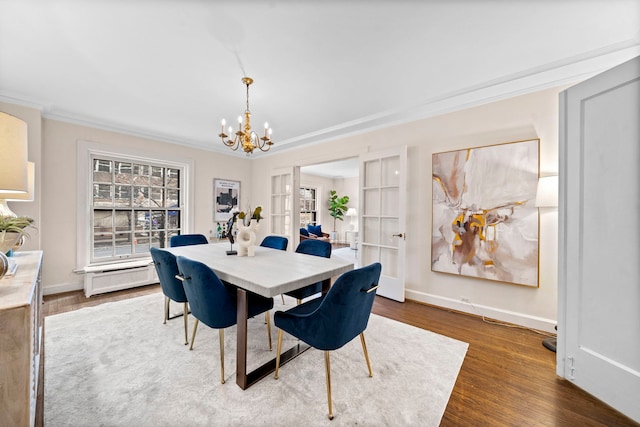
[{"x1": 219, "y1": 77, "x2": 274, "y2": 154}]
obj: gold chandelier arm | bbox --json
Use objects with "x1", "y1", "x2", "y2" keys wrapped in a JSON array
[{"x1": 219, "y1": 76, "x2": 273, "y2": 155}]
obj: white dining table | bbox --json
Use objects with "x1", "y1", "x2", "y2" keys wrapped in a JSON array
[{"x1": 163, "y1": 242, "x2": 354, "y2": 389}]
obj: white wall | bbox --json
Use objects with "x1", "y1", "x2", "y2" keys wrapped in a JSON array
[
  {"x1": 40, "y1": 119, "x2": 250, "y2": 294},
  {"x1": 4, "y1": 84, "x2": 563, "y2": 331},
  {"x1": 250, "y1": 85, "x2": 565, "y2": 332},
  {"x1": 300, "y1": 173, "x2": 358, "y2": 242}
]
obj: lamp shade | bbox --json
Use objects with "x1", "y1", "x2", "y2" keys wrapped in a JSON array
[
  {"x1": 0, "y1": 112, "x2": 29, "y2": 193},
  {"x1": 535, "y1": 176, "x2": 558, "y2": 207},
  {"x1": 0, "y1": 162, "x2": 35, "y2": 202},
  {"x1": 346, "y1": 208, "x2": 357, "y2": 217}
]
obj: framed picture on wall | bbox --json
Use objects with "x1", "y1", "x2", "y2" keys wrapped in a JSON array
[
  {"x1": 214, "y1": 178, "x2": 240, "y2": 222},
  {"x1": 431, "y1": 138, "x2": 540, "y2": 287}
]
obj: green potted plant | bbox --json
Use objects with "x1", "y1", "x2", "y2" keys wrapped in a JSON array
[
  {"x1": 0, "y1": 216, "x2": 35, "y2": 254},
  {"x1": 328, "y1": 190, "x2": 349, "y2": 240}
]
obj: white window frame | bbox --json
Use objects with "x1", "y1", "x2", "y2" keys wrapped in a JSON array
[
  {"x1": 76, "y1": 140, "x2": 194, "y2": 269},
  {"x1": 299, "y1": 186, "x2": 318, "y2": 227}
]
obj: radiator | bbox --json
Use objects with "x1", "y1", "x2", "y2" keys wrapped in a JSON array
[{"x1": 83, "y1": 261, "x2": 158, "y2": 297}]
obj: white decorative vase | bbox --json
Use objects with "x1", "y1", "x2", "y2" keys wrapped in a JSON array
[
  {"x1": 0, "y1": 231, "x2": 21, "y2": 254},
  {"x1": 236, "y1": 219, "x2": 259, "y2": 257}
]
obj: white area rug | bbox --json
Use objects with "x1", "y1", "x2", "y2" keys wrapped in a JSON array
[{"x1": 45, "y1": 292, "x2": 467, "y2": 426}]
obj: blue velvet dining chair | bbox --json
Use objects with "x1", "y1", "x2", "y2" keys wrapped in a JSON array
[
  {"x1": 175, "y1": 255, "x2": 275, "y2": 384},
  {"x1": 260, "y1": 235, "x2": 289, "y2": 251},
  {"x1": 150, "y1": 247, "x2": 190, "y2": 345},
  {"x1": 284, "y1": 239, "x2": 332, "y2": 304},
  {"x1": 274, "y1": 262, "x2": 382, "y2": 420},
  {"x1": 170, "y1": 233, "x2": 208, "y2": 247}
]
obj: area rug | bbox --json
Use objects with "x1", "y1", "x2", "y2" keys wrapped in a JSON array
[{"x1": 44, "y1": 292, "x2": 468, "y2": 426}]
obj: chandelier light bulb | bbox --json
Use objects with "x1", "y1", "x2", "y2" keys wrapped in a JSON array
[{"x1": 218, "y1": 76, "x2": 274, "y2": 154}]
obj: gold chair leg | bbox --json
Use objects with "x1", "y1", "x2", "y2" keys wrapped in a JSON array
[
  {"x1": 360, "y1": 333, "x2": 373, "y2": 377},
  {"x1": 183, "y1": 302, "x2": 189, "y2": 345},
  {"x1": 189, "y1": 319, "x2": 199, "y2": 350},
  {"x1": 265, "y1": 311, "x2": 272, "y2": 351},
  {"x1": 219, "y1": 329, "x2": 225, "y2": 384},
  {"x1": 296, "y1": 298, "x2": 302, "y2": 305},
  {"x1": 164, "y1": 296, "x2": 170, "y2": 324},
  {"x1": 324, "y1": 351, "x2": 334, "y2": 420},
  {"x1": 274, "y1": 330, "x2": 283, "y2": 379}
]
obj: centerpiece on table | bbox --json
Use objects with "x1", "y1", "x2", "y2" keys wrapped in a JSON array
[{"x1": 234, "y1": 206, "x2": 262, "y2": 257}]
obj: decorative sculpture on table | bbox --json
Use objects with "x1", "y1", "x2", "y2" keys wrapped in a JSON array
[
  {"x1": 235, "y1": 206, "x2": 262, "y2": 257},
  {"x1": 225, "y1": 212, "x2": 239, "y2": 255}
]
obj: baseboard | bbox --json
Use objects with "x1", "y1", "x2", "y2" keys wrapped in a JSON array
[
  {"x1": 44, "y1": 281, "x2": 83, "y2": 296},
  {"x1": 405, "y1": 289, "x2": 557, "y2": 333}
]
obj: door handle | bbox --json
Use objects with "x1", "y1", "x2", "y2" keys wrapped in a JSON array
[{"x1": 392, "y1": 233, "x2": 405, "y2": 240}]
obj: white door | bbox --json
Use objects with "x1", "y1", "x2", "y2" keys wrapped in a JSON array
[
  {"x1": 359, "y1": 146, "x2": 407, "y2": 302},
  {"x1": 269, "y1": 167, "x2": 300, "y2": 250},
  {"x1": 558, "y1": 56, "x2": 640, "y2": 422}
]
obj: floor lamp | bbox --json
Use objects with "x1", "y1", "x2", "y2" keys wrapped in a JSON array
[{"x1": 535, "y1": 175, "x2": 558, "y2": 352}]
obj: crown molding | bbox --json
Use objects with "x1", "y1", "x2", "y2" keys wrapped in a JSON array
[
  {"x1": 275, "y1": 40, "x2": 640, "y2": 152},
  {"x1": 2, "y1": 40, "x2": 638, "y2": 159}
]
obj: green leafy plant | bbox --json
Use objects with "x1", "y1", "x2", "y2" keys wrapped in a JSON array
[
  {"x1": 237, "y1": 206, "x2": 263, "y2": 225},
  {"x1": 0, "y1": 216, "x2": 35, "y2": 240},
  {"x1": 328, "y1": 190, "x2": 349, "y2": 232}
]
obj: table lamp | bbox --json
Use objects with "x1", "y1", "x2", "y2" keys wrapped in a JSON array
[
  {"x1": 0, "y1": 112, "x2": 29, "y2": 194},
  {"x1": 0, "y1": 112, "x2": 29, "y2": 279},
  {"x1": 0, "y1": 162, "x2": 35, "y2": 217}
]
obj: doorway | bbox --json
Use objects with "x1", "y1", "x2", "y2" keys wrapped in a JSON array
[{"x1": 300, "y1": 157, "x2": 359, "y2": 263}]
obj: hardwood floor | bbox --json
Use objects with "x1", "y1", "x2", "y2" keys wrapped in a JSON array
[{"x1": 40, "y1": 285, "x2": 638, "y2": 426}]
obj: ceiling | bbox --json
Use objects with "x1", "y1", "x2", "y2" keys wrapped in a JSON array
[
  {"x1": 301, "y1": 158, "x2": 359, "y2": 179},
  {"x1": 1, "y1": 1, "x2": 639, "y2": 158}
]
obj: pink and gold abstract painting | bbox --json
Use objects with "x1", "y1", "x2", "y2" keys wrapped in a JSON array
[{"x1": 431, "y1": 139, "x2": 539, "y2": 287}]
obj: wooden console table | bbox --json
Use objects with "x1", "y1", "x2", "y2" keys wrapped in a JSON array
[{"x1": 0, "y1": 251, "x2": 43, "y2": 427}]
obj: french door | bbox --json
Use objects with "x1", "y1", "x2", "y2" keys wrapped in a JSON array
[
  {"x1": 269, "y1": 167, "x2": 300, "y2": 250},
  {"x1": 359, "y1": 146, "x2": 407, "y2": 302}
]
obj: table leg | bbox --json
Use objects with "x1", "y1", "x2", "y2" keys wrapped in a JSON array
[
  {"x1": 235, "y1": 287, "x2": 311, "y2": 390},
  {"x1": 322, "y1": 277, "x2": 331, "y2": 294},
  {"x1": 236, "y1": 288, "x2": 249, "y2": 389}
]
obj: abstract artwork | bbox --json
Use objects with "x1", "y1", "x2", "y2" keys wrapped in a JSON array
[
  {"x1": 214, "y1": 178, "x2": 240, "y2": 222},
  {"x1": 431, "y1": 139, "x2": 539, "y2": 287}
]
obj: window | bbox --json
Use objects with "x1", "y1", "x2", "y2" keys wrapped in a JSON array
[
  {"x1": 299, "y1": 187, "x2": 317, "y2": 227},
  {"x1": 90, "y1": 156, "x2": 183, "y2": 262}
]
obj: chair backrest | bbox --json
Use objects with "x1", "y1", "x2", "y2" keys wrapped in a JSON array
[
  {"x1": 175, "y1": 256, "x2": 238, "y2": 329},
  {"x1": 294, "y1": 262, "x2": 382, "y2": 351},
  {"x1": 170, "y1": 233, "x2": 208, "y2": 247},
  {"x1": 150, "y1": 247, "x2": 187, "y2": 303},
  {"x1": 295, "y1": 239, "x2": 331, "y2": 258},
  {"x1": 260, "y1": 235, "x2": 289, "y2": 251}
]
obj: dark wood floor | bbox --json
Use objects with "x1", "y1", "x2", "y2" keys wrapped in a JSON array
[{"x1": 39, "y1": 285, "x2": 638, "y2": 426}]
